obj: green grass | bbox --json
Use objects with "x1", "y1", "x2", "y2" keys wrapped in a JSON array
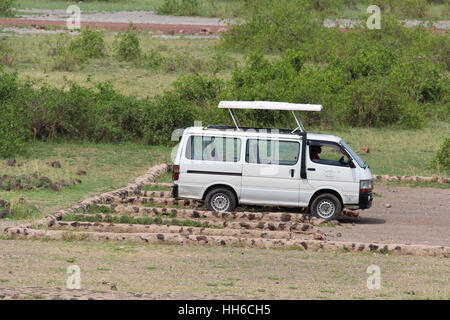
[
  {"x1": 3, "y1": 33, "x2": 235, "y2": 98},
  {"x1": 61, "y1": 212, "x2": 222, "y2": 229},
  {"x1": 142, "y1": 185, "x2": 171, "y2": 191},
  {"x1": 16, "y1": 0, "x2": 165, "y2": 13},
  {"x1": 317, "y1": 121, "x2": 450, "y2": 177},
  {"x1": 0, "y1": 141, "x2": 171, "y2": 217},
  {"x1": 154, "y1": 172, "x2": 173, "y2": 183}
]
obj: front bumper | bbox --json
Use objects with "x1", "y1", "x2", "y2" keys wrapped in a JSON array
[{"x1": 359, "y1": 191, "x2": 373, "y2": 209}]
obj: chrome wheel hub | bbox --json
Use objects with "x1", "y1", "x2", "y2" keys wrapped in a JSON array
[
  {"x1": 211, "y1": 194, "x2": 229, "y2": 212},
  {"x1": 317, "y1": 200, "x2": 335, "y2": 218}
]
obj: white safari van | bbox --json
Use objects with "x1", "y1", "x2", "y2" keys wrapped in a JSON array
[{"x1": 172, "y1": 101, "x2": 373, "y2": 221}]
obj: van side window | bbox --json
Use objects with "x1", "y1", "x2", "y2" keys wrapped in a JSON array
[
  {"x1": 246, "y1": 139, "x2": 299, "y2": 165},
  {"x1": 309, "y1": 142, "x2": 351, "y2": 167},
  {"x1": 185, "y1": 136, "x2": 241, "y2": 162}
]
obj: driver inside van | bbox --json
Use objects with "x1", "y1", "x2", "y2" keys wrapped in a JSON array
[{"x1": 310, "y1": 145, "x2": 321, "y2": 162}]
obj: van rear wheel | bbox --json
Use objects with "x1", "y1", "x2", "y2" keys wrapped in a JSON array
[
  {"x1": 205, "y1": 188, "x2": 237, "y2": 213},
  {"x1": 310, "y1": 193, "x2": 342, "y2": 221}
]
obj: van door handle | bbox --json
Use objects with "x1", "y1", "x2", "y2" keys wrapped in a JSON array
[
  {"x1": 290, "y1": 169, "x2": 295, "y2": 177},
  {"x1": 307, "y1": 168, "x2": 316, "y2": 171}
]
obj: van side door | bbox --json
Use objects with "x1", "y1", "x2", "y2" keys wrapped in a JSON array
[
  {"x1": 303, "y1": 140, "x2": 360, "y2": 205},
  {"x1": 240, "y1": 138, "x2": 301, "y2": 207}
]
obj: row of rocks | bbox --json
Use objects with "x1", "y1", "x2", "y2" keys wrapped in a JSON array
[
  {"x1": 5, "y1": 226, "x2": 449, "y2": 258},
  {"x1": 0, "y1": 173, "x2": 81, "y2": 192},
  {"x1": 373, "y1": 174, "x2": 449, "y2": 184},
  {"x1": 3, "y1": 163, "x2": 448, "y2": 258}
]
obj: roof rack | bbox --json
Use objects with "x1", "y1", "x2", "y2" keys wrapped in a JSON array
[{"x1": 218, "y1": 101, "x2": 322, "y2": 133}]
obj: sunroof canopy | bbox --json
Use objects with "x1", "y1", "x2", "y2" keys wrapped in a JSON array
[{"x1": 218, "y1": 101, "x2": 322, "y2": 112}]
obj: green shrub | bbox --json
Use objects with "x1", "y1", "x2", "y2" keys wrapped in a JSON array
[
  {"x1": 0, "y1": 72, "x2": 31, "y2": 157},
  {"x1": 157, "y1": 0, "x2": 201, "y2": 16},
  {"x1": 113, "y1": 24, "x2": 141, "y2": 62},
  {"x1": 0, "y1": 0, "x2": 14, "y2": 16},
  {"x1": 69, "y1": 26, "x2": 105, "y2": 59},
  {"x1": 48, "y1": 30, "x2": 105, "y2": 71},
  {"x1": 431, "y1": 137, "x2": 450, "y2": 170},
  {"x1": 0, "y1": 39, "x2": 14, "y2": 66},
  {"x1": 2, "y1": 201, "x2": 40, "y2": 220},
  {"x1": 373, "y1": 0, "x2": 430, "y2": 18}
]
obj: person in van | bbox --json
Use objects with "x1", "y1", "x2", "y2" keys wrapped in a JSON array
[{"x1": 310, "y1": 145, "x2": 321, "y2": 162}]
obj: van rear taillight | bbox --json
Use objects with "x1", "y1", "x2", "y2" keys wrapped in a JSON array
[{"x1": 173, "y1": 165, "x2": 180, "y2": 181}]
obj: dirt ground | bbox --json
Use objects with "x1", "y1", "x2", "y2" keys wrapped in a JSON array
[
  {"x1": 0, "y1": 239, "x2": 448, "y2": 300},
  {"x1": 321, "y1": 184, "x2": 450, "y2": 247},
  {"x1": 0, "y1": 182, "x2": 449, "y2": 300}
]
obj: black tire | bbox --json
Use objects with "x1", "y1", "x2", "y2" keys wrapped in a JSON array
[
  {"x1": 310, "y1": 193, "x2": 342, "y2": 221},
  {"x1": 205, "y1": 188, "x2": 237, "y2": 212}
]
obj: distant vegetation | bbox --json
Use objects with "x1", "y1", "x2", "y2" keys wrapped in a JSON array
[
  {"x1": 0, "y1": 1, "x2": 449, "y2": 158},
  {"x1": 431, "y1": 137, "x2": 450, "y2": 170},
  {"x1": 0, "y1": 0, "x2": 15, "y2": 16}
]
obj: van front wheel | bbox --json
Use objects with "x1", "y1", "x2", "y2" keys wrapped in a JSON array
[
  {"x1": 310, "y1": 193, "x2": 342, "y2": 221},
  {"x1": 205, "y1": 188, "x2": 237, "y2": 213}
]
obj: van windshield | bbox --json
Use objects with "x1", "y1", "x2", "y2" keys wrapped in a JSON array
[{"x1": 340, "y1": 140, "x2": 366, "y2": 168}]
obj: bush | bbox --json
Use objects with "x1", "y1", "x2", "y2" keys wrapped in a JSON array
[
  {"x1": 0, "y1": 0, "x2": 14, "y2": 16},
  {"x1": 49, "y1": 28, "x2": 105, "y2": 71},
  {"x1": 157, "y1": 0, "x2": 201, "y2": 16},
  {"x1": 69, "y1": 26, "x2": 105, "y2": 59},
  {"x1": 113, "y1": 24, "x2": 141, "y2": 62},
  {"x1": 0, "y1": 39, "x2": 14, "y2": 66},
  {"x1": 431, "y1": 137, "x2": 450, "y2": 170},
  {"x1": 0, "y1": 72, "x2": 31, "y2": 157}
]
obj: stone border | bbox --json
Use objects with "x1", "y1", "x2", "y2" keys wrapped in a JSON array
[
  {"x1": 2, "y1": 163, "x2": 449, "y2": 258},
  {"x1": 373, "y1": 174, "x2": 449, "y2": 184}
]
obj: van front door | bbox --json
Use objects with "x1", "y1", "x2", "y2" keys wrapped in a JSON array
[
  {"x1": 303, "y1": 141, "x2": 360, "y2": 205},
  {"x1": 240, "y1": 139, "x2": 301, "y2": 207}
]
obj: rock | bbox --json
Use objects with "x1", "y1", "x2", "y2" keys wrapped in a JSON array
[
  {"x1": 56, "y1": 180, "x2": 69, "y2": 187},
  {"x1": 310, "y1": 217, "x2": 326, "y2": 226},
  {"x1": 39, "y1": 176, "x2": 51, "y2": 184},
  {"x1": 156, "y1": 234, "x2": 164, "y2": 240},
  {"x1": 358, "y1": 146, "x2": 370, "y2": 154},
  {"x1": 0, "y1": 208, "x2": 10, "y2": 219},
  {"x1": 6, "y1": 159, "x2": 16, "y2": 166},
  {"x1": 0, "y1": 199, "x2": 9, "y2": 207},
  {"x1": 311, "y1": 232, "x2": 326, "y2": 240},
  {"x1": 336, "y1": 232, "x2": 342, "y2": 237},
  {"x1": 407, "y1": 291, "x2": 415, "y2": 295},
  {"x1": 47, "y1": 160, "x2": 61, "y2": 168},
  {"x1": 75, "y1": 169, "x2": 86, "y2": 176},
  {"x1": 47, "y1": 183, "x2": 60, "y2": 191},
  {"x1": 385, "y1": 203, "x2": 392, "y2": 208}
]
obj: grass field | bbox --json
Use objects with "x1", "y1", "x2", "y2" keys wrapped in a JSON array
[
  {"x1": 2, "y1": 33, "x2": 233, "y2": 98},
  {"x1": 0, "y1": 142, "x2": 171, "y2": 218},
  {"x1": 0, "y1": 239, "x2": 448, "y2": 299}
]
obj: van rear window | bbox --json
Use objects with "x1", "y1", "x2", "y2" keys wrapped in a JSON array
[
  {"x1": 185, "y1": 136, "x2": 241, "y2": 162},
  {"x1": 246, "y1": 139, "x2": 300, "y2": 165}
]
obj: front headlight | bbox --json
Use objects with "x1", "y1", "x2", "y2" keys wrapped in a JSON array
[{"x1": 360, "y1": 179, "x2": 373, "y2": 192}]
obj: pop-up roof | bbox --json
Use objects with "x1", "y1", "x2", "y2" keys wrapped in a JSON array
[{"x1": 218, "y1": 101, "x2": 323, "y2": 133}]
